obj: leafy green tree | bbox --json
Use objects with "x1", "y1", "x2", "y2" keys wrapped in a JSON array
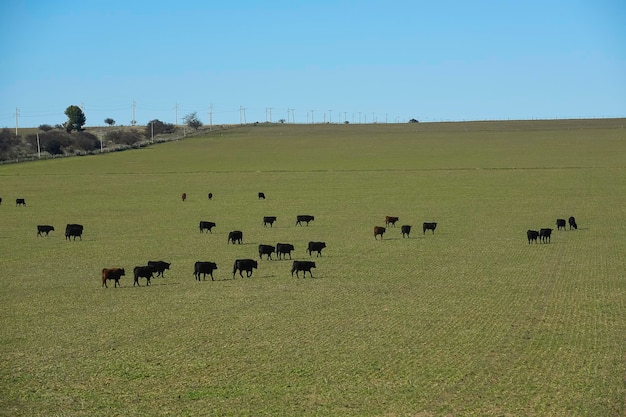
[
  {"x1": 183, "y1": 112, "x2": 202, "y2": 130},
  {"x1": 64, "y1": 105, "x2": 87, "y2": 133},
  {"x1": 104, "y1": 118, "x2": 115, "y2": 127},
  {"x1": 38, "y1": 124, "x2": 53, "y2": 132}
]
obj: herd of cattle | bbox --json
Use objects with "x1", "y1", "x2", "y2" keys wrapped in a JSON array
[
  {"x1": 527, "y1": 216, "x2": 578, "y2": 244},
  {"x1": 6, "y1": 192, "x2": 579, "y2": 287}
]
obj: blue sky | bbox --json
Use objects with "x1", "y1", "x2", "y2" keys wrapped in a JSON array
[{"x1": 1, "y1": 0, "x2": 624, "y2": 127}]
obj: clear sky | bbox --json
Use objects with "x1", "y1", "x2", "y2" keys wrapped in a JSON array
[{"x1": 1, "y1": 0, "x2": 624, "y2": 127}]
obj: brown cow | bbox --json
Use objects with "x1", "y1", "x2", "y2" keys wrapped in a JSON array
[
  {"x1": 385, "y1": 216, "x2": 399, "y2": 227},
  {"x1": 102, "y1": 268, "x2": 125, "y2": 288},
  {"x1": 374, "y1": 226, "x2": 386, "y2": 240},
  {"x1": 181, "y1": 193, "x2": 187, "y2": 202}
]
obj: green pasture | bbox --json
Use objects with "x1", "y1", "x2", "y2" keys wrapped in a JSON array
[{"x1": 1, "y1": 120, "x2": 624, "y2": 416}]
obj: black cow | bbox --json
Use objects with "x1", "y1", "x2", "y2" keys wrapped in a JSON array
[
  {"x1": 527, "y1": 230, "x2": 539, "y2": 244},
  {"x1": 133, "y1": 265, "x2": 156, "y2": 286},
  {"x1": 307, "y1": 241, "x2": 326, "y2": 257},
  {"x1": 228, "y1": 230, "x2": 243, "y2": 244},
  {"x1": 423, "y1": 222, "x2": 437, "y2": 234},
  {"x1": 208, "y1": 192, "x2": 213, "y2": 200},
  {"x1": 401, "y1": 225, "x2": 412, "y2": 238},
  {"x1": 385, "y1": 216, "x2": 399, "y2": 227},
  {"x1": 102, "y1": 268, "x2": 125, "y2": 288},
  {"x1": 65, "y1": 224, "x2": 84, "y2": 241},
  {"x1": 276, "y1": 243, "x2": 295, "y2": 259},
  {"x1": 194, "y1": 261, "x2": 218, "y2": 281},
  {"x1": 374, "y1": 226, "x2": 386, "y2": 240},
  {"x1": 291, "y1": 261, "x2": 316, "y2": 278},
  {"x1": 539, "y1": 228, "x2": 553, "y2": 243},
  {"x1": 37, "y1": 225, "x2": 55, "y2": 237},
  {"x1": 556, "y1": 219, "x2": 566, "y2": 230},
  {"x1": 263, "y1": 216, "x2": 277, "y2": 227},
  {"x1": 199, "y1": 221, "x2": 216, "y2": 233},
  {"x1": 181, "y1": 192, "x2": 187, "y2": 202},
  {"x1": 233, "y1": 259, "x2": 257, "y2": 278},
  {"x1": 259, "y1": 244, "x2": 276, "y2": 260},
  {"x1": 569, "y1": 216, "x2": 578, "y2": 230},
  {"x1": 147, "y1": 261, "x2": 171, "y2": 277},
  {"x1": 258, "y1": 192, "x2": 266, "y2": 199},
  {"x1": 16, "y1": 198, "x2": 26, "y2": 206},
  {"x1": 296, "y1": 215, "x2": 315, "y2": 226},
  {"x1": 0, "y1": 197, "x2": 2, "y2": 205}
]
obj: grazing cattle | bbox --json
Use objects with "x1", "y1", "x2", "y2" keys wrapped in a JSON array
[
  {"x1": 385, "y1": 216, "x2": 399, "y2": 227},
  {"x1": 569, "y1": 216, "x2": 578, "y2": 230},
  {"x1": 539, "y1": 228, "x2": 553, "y2": 243},
  {"x1": 65, "y1": 224, "x2": 84, "y2": 241},
  {"x1": 263, "y1": 216, "x2": 277, "y2": 227},
  {"x1": 181, "y1": 193, "x2": 187, "y2": 202},
  {"x1": 0, "y1": 197, "x2": 2, "y2": 205},
  {"x1": 291, "y1": 261, "x2": 316, "y2": 278},
  {"x1": 296, "y1": 215, "x2": 315, "y2": 226},
  {"x1": 556, "y1": 218, "x2": 566, "y2": 230},
  {"x1": 147, "y1": 261, "x2": 171, "y2": 278},
  {"x1": 374, "y1": 226, "x2": 386, "y2": 240},
  {"x1": 102, "y1": 268, "x2": 125, "y2": 288},
  {"x1": 401, "y1": 225, "x2": 412, "y2": 238},
  {"x1": 258, "y1": 244, "x2": 276, "y2": 260},
  {"x1": 276, "y1": 243, "x2": 295, "y2": 259},
  {"x1": 307, "y1": 241, "x2": 326, "y2": 257},
  {"x1": 258, "y1": 192, "x2": 266, "y2": 199},
  {"x1": 37, "y1": 225, "x2": 55, "y2": 237},
  {"x1": 208, "y1": 192, "x2": 213, "y2": 200},
  {"x1": 527, "y1": 230, "x2": 539, "y2": 244},
  {"x1": 233, "y1": 259, "x2": 258, "y2": 278},
  {"x1": 228, "y1": 230, "x2": 243, "y2": 244},
  {"x1": 194, "y1": 261, "x2": 218, "y2": 281},
  {"x1": 199, "y1": 221, "x2": 216, "y2": 233},
  {"x1": 16, "y1": 198, "x2": 26, "y2": 206},
  {"x1": 423, "y1": 222, "x2": 437, "y2": 235},
  {"x1": 133, "y1": 265, "x2": 156, "y2": 286}
]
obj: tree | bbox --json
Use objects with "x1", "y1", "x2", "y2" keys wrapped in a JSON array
[
  {"x1": 38, "y1": 124, "x2": 53, "y2": 132},
  {"x1": 0, "y1": 128, "x2": 22, "y2": 160},
  {"x1": 183, "y1": 112, "x2": 203, "y2": 130},
  {"x1": 145, "y1": 119, "x2": 175, "y2": 137},
  {"x1": 104, "y1": 118, "x2": 115, "y2": 127},
  {"x1": 64, "y1": 105, "x2": 86, "y2": 133}
]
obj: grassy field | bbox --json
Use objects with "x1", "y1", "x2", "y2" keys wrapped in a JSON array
[{"x1": 1, "y1": 120, "x2": 624, "y2": 416}]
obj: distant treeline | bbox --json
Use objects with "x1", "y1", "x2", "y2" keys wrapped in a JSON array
[{"x1": 0, "y1": 120, "x2": 208, "y2": 163}]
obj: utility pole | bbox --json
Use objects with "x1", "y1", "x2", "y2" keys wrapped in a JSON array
[
  {"x1": 14, "y1": 107, "x2": 19, "y2": 135},
  {"x1": 240, "y1": 106, "x2": 243, "y2": 124},
  {"x1": 269, "y1": 107, "x2": 273, "y2": 123},
  {"x1": 289, "y1": 108, "x2": 295, "y2": 123},
  {"x1": 209, "y1": 103, "x2": 213, "y2": 129},
  {"x1": 311, "y1": 110, "x2": 315, "y2": 124},
  {"x1": 175, "y1": 103, "x2": 179, "y2": 126},
  {"x1": 358, "y1": 112, "x2": 362, "y2": 124},
  {"x1": 243, "y1": 108, "x2": 247, "y2": 124},
  {"x1": 131, "y1": 100, "x2": 136, "y2": 126},
  {"x1": 329, "y1": 110, "x2": 332, "y2": 123}
]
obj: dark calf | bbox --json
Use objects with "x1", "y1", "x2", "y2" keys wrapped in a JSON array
[
  {"x1": 37, "y1": 225, "x2": 55, "y2": 237},
  {"x1": 423, "y1": 222, "x2": 437, "y2": 234}
]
